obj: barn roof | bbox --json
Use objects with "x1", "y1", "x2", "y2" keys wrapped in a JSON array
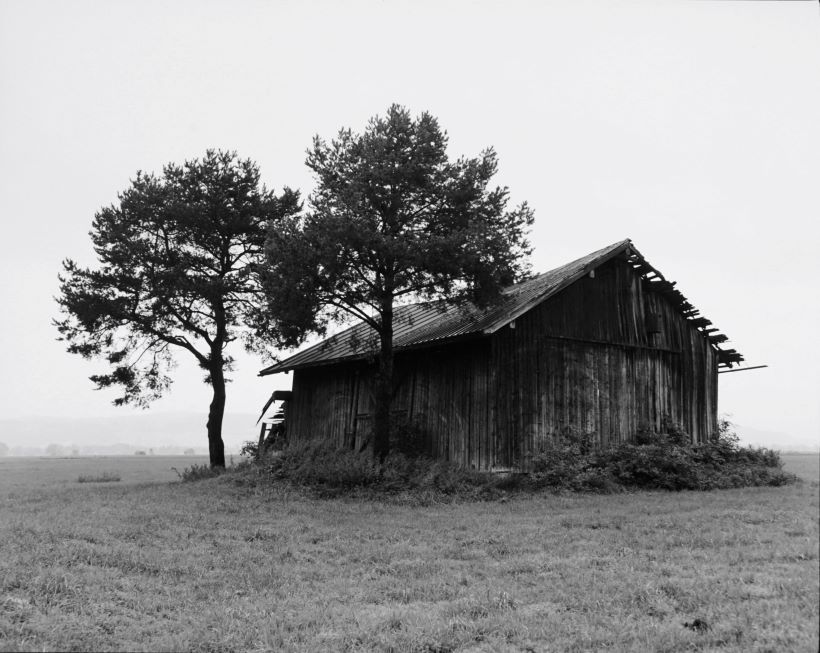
[{"x1": 259, "y1": 239, "x2": 743, "y2": 375}]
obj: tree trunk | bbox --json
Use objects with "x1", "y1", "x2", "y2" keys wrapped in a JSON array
[
  {"x1": 373, "y1": 300, "x2": 394, "y2": 463},
  {"x1": 207, "y1": 365, "x2": 227, "y2": 468}
]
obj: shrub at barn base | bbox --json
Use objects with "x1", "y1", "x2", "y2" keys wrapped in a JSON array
[{"x1": 220, "y1": 419, "x2": 796, "y2": 500}]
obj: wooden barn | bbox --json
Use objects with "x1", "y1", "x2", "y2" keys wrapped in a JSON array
[{"x1": 259, "y1": 239, "x2": 743, "y2": 471}]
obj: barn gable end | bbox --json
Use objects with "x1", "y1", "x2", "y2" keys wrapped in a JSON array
[{"x1": 489, "y1": 256, "x2": 718, "y2": 469}]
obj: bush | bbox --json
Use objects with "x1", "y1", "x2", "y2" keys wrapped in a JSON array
[
  {"x1": 271, "y1": 439, "x2": 382, "y2": 488},
  {"x1": 530, "y1": 447, "x2": 587, "y2": 489},
  {"x1": 599, "y1": 443, "x2": 703, "y2": 490},
  {"x1": 262, "y1": 438, "x2": 505, "y2": 501},
  {"x1": 242, "y1": 425, "x2": 287, "y2": 461},
  {"x1": 524, "y1": 418, "x2": 794, "y2": 493},
  {"x1": 239, "y1": 440, "x2": 260, "y2": 459},
  {"x1": 241, "y1": 418, "x2": 796, "y2": 499},
  {"x1": 172, "y1": 464, "x2": 224, "y2": 482},
  {"x1": 557, "y1": 418, "x2": 793, "y2": 492}
]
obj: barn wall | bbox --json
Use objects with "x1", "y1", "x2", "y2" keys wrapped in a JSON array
[
  {"x1": 491, "y1": 257, "x2": 718, "y2": 468},
  {"x1": 287, "y1": 364, "x2": 363, "y2": 448},
  {"x1": 400, "y1": 343, "x2": 492, "y2": 468},
  {"x1": 285, "y1": 256, "x2": 719, "y2": 472},
  {"x1": 287, "y1": 340, "x2": 493, "y2": 469}
]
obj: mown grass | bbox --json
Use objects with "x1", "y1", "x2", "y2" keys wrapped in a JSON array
[{"x1": 0, "y1": 455, "x2": 817, "y2": 652}]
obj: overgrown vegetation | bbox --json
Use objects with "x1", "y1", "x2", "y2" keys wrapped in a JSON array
[
  {"x1": 171, "y1": 456, "x2": 248, "y2": 483},
  {"x1": 239, "y1": 418, "x2": 796, "y2": 499},
  {"x1": 527, "y1": 418, "x2": 795, "y2": 493},
  {"x1": 261, "y1": 439, "x2": 503, "y2": 501},
  {"x1": 172, "y1": 463, "x2": 229, "y2": 483},
  {"x1": 239, "y1": 429, "x2": 286, "y2": 461}
]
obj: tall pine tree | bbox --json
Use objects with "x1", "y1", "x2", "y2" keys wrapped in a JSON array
[
  {"x1": 258, "y1": 106, "x2": 533, "y2": 459},
  {"x1": 55, "y1": 150, "x2": 300, "y2": 466}
]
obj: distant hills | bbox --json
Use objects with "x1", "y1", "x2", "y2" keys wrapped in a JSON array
[
  {"x1": 0, "y1": 412, "x2": 815, "y2": 456},
  {"x1": 732, "y1": 424, "x2": 818, "y2": 453},
  {"x1": 0, "y1": 412, "x2": 260, "y2": 456}
]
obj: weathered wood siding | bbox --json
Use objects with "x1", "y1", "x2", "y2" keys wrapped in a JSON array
[
  {"x1": 286, "y1": 256, "x2": 719, "y2": 470},
  {"x1": 287, "y1": 341, "x2": 493, "y2": 468},
  {"x1": 490, "y1": 257, "x2": 718, "y2": 468}
]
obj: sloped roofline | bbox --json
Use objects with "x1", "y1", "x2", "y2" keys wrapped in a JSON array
[
  {"x1": 481, "y1": 239, "x2": 632, "y2": 335},
  {"x1": 259, "y1": 239, "x2": 743, "y2": 375}
]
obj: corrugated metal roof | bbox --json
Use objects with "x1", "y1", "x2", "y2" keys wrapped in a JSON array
[
  {"x1": 260, "y1": 240, "x2": 626, "y2": 374},
  {"x1": 259, "y1": 238, "x2": 743, "y2": 374}
]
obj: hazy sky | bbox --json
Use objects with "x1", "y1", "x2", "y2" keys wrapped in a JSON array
[{"x1": 1, "y1": 0, "x2": 818, "y2": 449}]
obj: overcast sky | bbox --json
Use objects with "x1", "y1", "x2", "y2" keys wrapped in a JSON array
[{"x1": 1, "y1": 0, "x2": 818, "y2": 450}]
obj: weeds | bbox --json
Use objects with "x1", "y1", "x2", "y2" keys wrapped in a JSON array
[
  {"x1": 171, "y1": 458, "x2": 254, "y2": 482},
  {"x1": 171, "y1": 464, "x2": 224, "y2": 482},
  {"x1": 527, "y1": 419, "x2": 796, "y2": 493},
  {"x1": 259, "y1": 439, "x2": 501, "y2": 501},
  {"x1": 232, "y1": 418, "x2": 796, "y2": 499}
]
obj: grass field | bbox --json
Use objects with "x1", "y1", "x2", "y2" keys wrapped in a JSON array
[
  {"x1": 0, "y1": 455, "x2": 212, "y2": 492},
  {"x1": 781, "y1": 453, "x2": 820, "y2": 483},
  {"x1": 0, "y1": 454, "x2": 817, "y2": 652}
]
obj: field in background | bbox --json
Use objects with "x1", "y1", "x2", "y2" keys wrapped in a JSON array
[
  {"x1": 1, "y1": 452, "x2": 815, "y2": 493},
  {"x1": 0, "y1": 454, "x2": 817, "y2": 651},
  {"x1": 0, "y1": 455, "x2": 212, "y2": 493},
  {"x1": 781, "y1": 453, "x2": 820, "y2": 483}
]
